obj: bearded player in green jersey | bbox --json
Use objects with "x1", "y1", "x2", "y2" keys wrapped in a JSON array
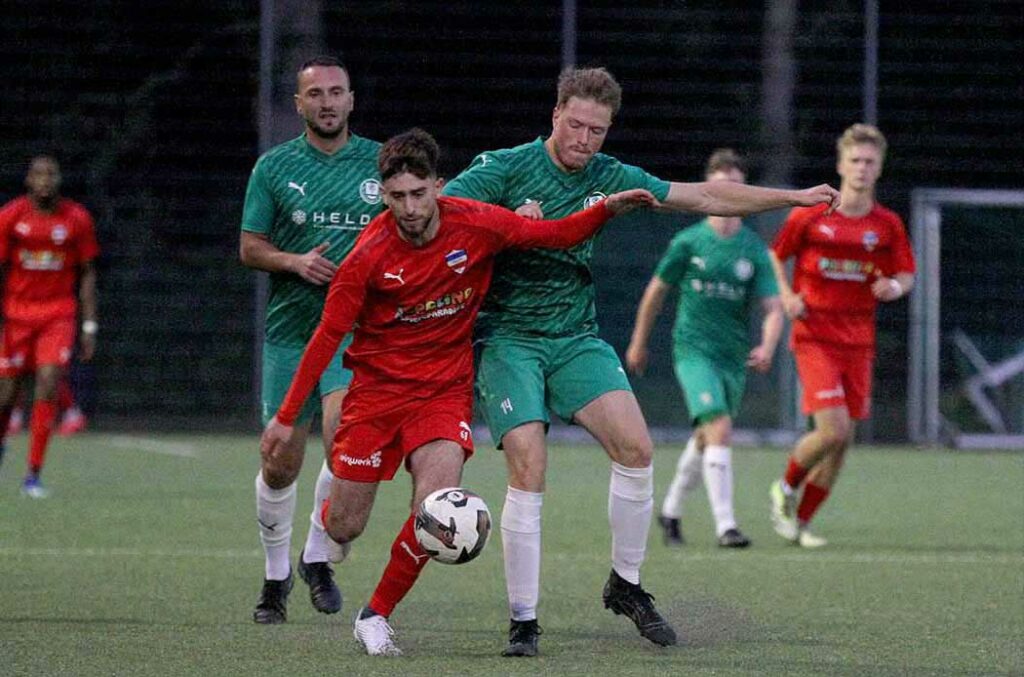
[
  {"x1": 442, "y1": 67, "x2": 839, "y2": 655},
  {"x1": 240, "y1": 56, "x2": 383, "y2": 624},
  {"x1": 626, "y1": 149, "x2": 783, "y2": 550}
]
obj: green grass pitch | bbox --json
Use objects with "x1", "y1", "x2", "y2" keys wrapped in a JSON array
[{"x1": 1, "y1": 433, "x2": 1021, "y2": 676}]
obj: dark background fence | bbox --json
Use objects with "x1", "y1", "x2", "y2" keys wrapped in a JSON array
[{"x1": 2, "y1": 1, "x2": 1021, "y2": 438}]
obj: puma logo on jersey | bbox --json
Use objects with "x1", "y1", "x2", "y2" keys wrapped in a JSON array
[
  {"x1": 818, "y1": 224, "x2": 836, "y2": 238},
  {"x1": 384, "y1": 268, "x2": 405, "y2": 285},
  {"x1": 690, "y1": 256, "x2": 706, "y2": 270},
  {"x1": 287, "y1": 181, "x2": 307, "y2": 196}
]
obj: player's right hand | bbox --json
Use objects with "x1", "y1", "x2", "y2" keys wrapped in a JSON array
[
  {"x1": 781, "y1": 291, "x2": 806, "y2": 320},
  {"x1": 293, "y1": 242, "x2": 338, "y2": 285},
  {"x1": 625, "y1": 341, "x2": 648, "y2": 376},
  {"x1": 794, "y1": 184, "x2": 841, "y2": 215},
  {"x1": 605, "y1": 189, "x2": 660, "y2": 215},
  {"x1": 260, "y1": 416, "x2": 294, "y2": 463}
]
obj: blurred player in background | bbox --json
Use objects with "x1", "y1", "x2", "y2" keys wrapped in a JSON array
[
  {"x1": 260, "y1": 128, "x2": 658, "y2": 655},
  {"x1": 442, "y1": 66, "x2": 839, "y2": 656},
  {"x1": 626, "y1": 149, "x2": 783, "y2": 549},
  {"x1": 239, "y1": 55, "x2": 383, "y2": 624},
  {"x1": 768, "y1": 124, "x2": 916, "y2": 547},
  {"x1": 0, "y1": 155, "x2": 99, "y2": 498},
  {"x1": 7, "y1": 375, "x2": 87, "y2": 436}
]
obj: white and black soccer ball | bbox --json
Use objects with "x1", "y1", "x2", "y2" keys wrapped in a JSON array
[{"x1": 414, "y1": 487, "x2": 491, "y2": 565}]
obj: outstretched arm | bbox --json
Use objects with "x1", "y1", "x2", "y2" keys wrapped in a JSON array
[
  {"x1": 505, "y1": 189, "x2": 659, "y2": 250},
  {"x1": 748, "y1": 296, "x2": 784, "y2": 373},
  {"x1": 625, "y1": 277, "x2": 671, "y2": 376},
  {"x1": 664, "y1": 181, "x2": 840, "y2": 217}
]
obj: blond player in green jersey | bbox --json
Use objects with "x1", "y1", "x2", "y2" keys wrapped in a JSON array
[
  {"x1": 443, "y1": 66, "x2": 839, "y2": 656},
  {"x1": 627, "y1": 149, "x2": 783, "y2": 550},
  {"x1": 240, "y1": 56, "x2": 383, "y2": 624}
]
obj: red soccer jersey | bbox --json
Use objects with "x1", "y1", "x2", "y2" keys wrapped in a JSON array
[
  {"x1": 772, "y1": 202, "x2": 916, "y2": 348},
  {"x1": 276, "y1": 195, "x2": 614, "y2": 424},
  {"x1": 0, "y1": 196, "x2": 100, "y2": 323}
]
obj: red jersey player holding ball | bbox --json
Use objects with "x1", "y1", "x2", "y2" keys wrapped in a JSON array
[
  {"x1": 0, "y1": 156, "x2": 100, "y2": 498},
  {"x1": 260, "y1": 128, "x2": 656, "y2": 656},
  {"x1": 769, "y1": 124, "x2": 916, "y2": 547}
]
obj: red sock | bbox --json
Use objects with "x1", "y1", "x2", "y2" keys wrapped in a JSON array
[
  {"x1": 57, "y1": 380, "x2": 75, "y2": 411},
  {"x1": 27, "y1": 399, "x2": 58, "y2": 474},
  {"x1": 368, "y1": 515, "x2": 429, "y2": 618},
  {"x1": 783, "y1": 456, "x2": 809, "y2": 490},
  {"x1": 796, "y1": 482, "x2": 831, "y2": 525}
]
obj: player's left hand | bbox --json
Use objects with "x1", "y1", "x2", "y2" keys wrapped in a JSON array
[
  {"x1": 625, "y1": 341, "x2": 648, "y2": 376},
  {"x1": 871, "y1": 276, "x2": 903, "y2": 302},
  {"x1": 604, "y1": 189, "x2": 660, "y2": 215},
  {"x1": 515, "y1": 202, "x2": 545, "y2": 220},
  {"x1": 746, "y1": 345, "x2": 774, "y2": 373},
  {"x1": 793, "y1": 184, "x2": 841, "y2": 215},
  {"x1": 260, "y1": 416, "x2": 295, "y2": 463}
]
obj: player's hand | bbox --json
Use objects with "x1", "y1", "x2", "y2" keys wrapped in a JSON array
[
  {"x1": 293, "y1": 242, "x2": 338, "y2": 285},
  {"x1": 781, "y1": 291, "x2": 805, "y2": 320},
  {"x1": 871, "y1": 276, "x2": 903, "y2": 302},
  {"x1": 260, "y1": 416, "x2": 295, "y2": 463},
  {"x1": 746, "y1": 345, "x2": 774, "y2": 373},
  {"x1": 515, "y1": 202, "x2": 545, "y2": 220},
  {"x1": 79, "y1": 333, "x2": 97, "y2": 362},
  {"x1": 604, "y1": 189, "x2": 660, "y2": 215},
  {"x1": 793, "y1": 184, "x2": 841, "y2": 215},
  {"x1": 625, "y1": 341, "x2": 648, "y2": 376}
]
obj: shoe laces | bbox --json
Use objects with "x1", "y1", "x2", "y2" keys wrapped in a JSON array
[
  {"x1": 509, "y1": 620, "x2": 542, "y2": 643},
  {"x1": 358, "y1": 614, "x2": 397, "y2": 648}
]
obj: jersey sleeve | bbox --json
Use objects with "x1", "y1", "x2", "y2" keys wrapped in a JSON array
[
  {"x1": 653, "y1": 232, "x2": 690, "y2": 285},
  {"x1": 240, "y1": 159, "x2": 276, "y2": 235},
  {"x1": 771, "y1": 207, "x2": 813, "y2": 260},
  {"x1": 485, "y1": 200, "x2": 613, "y2": 251},
  {"x1": 275, "y1": 247, "x2": 372, "y2": 425},
  {"x1": 441, "y1": 151, "x2": 507, "y2": 203},
  {"x1": 616, "y1": 162, "x2": 672, "y2": 202},
  {"x1": 0, "y1": 200, "x2": 19, "y2": 263},
  {"x1": 888, "y1": 217, "x2": 917, "y2": 275},
  {"x1": 752, "y1": 240, "x2": 779, "y2": 298}
]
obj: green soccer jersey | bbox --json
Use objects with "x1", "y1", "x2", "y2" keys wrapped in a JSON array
[
  {"x1": 241, "y1": 133, "x2": 382, "y2": 346},
  {"x1": 655, "y1": 220, "x2": 778, "y2": 366},
  {"x1": 442, "y1": 138, "x2": 670, "y2": 339}
]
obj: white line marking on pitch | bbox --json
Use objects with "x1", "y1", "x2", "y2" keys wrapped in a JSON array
[
  {"x1": 549, "y1": 551, "x2": 1023, "y2": 566},
  {"x1": 104, "y1": 435, "x2": 198, "y2": 457}
]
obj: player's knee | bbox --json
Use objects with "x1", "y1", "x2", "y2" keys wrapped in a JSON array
[
  {"x1": 325, "y1": 512, "x2": 364, "y2": 544},
  {"x1": 610, "y1": 433, "x2": 653, "y2": 468},
  {"x1": 261, "y1": 457, "x2": 302, "y2": 489}
]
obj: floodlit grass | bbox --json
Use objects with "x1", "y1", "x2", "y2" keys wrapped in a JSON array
[{"x1": 1, "y1": 433, "x2": 1021, "y2": 676}]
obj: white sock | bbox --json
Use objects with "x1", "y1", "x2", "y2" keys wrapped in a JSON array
[
  {"x1": 702, "y1": 445, "x2": 737, "y2": 536},
  {"x1": 660, "y1": 437, "x2": 702, "y2": 519},
  {"x1": 255, "y1": 471, "x2": 296, "y2": 580},
  {"x1": 501, "y1": 487, "x2": 543, "y2": 621},
  {"x1": 302, "y1": 461, "x2": 348, "y2": 564},
  {"x1": 609, "y1": 462, "x2": 653, "y2": 585}
]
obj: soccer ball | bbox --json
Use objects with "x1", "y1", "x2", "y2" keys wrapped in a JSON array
[{"x1": 414, "y1": 487, "x2": 491, "y2": 565}]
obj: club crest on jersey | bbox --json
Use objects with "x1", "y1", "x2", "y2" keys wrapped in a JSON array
[
  {"x1": 445, "y1": 248, "x2": 468, "y2": 274},
  {"x1": 734, "y1": 258, "x2": 753, "y2": 281},
  {"x1": 583, "y1": 192, "x2": 607, "y2": 209},
  {"x1": 51, "y1": 224, "x2": 68, "y2": 245},
  {"x1": 292, "y1": 210, "x2": 307, "y2": 225},
  {"x1": 360, "y1": 179, "x2": 382, "y2": 205},
  {"x1": 15, "y1": 222, "x2": 30, "y2": 237},
  {"x1": 862, "y1": 230, "x2": 879, "y2": 252}
]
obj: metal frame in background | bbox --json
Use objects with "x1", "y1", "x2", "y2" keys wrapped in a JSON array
[{"x1": 907, "y1": 188, "x2": 1024, "y2": 448}]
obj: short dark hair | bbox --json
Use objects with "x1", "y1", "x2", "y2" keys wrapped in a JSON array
[
  {"x1": 556, "y1": 67, "x2": 622, "y2": 117},
  {"x1": 704, "y1": 148, "x2": 747, "y2": 178},
  {"x1": 378, "y1": 128, "x2": 440, "y2": 181},
  {"x1": 296, "y1": 55, "x2": 348, "y2": 89}
]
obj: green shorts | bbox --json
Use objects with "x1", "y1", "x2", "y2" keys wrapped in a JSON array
[
  {"x1": 673, "y1": 351, "x2": 746, "y2": 425},
  {"x1": 474, "y1": 333, "x2": 632, "y2": 447},
  {"x1": 261, "y1": 337, "x2": 353, "y2": 425}
]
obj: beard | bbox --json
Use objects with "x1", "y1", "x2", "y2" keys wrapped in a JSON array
[{"x1": 308, "y1": 119, "x2": 345, "y2": 139}]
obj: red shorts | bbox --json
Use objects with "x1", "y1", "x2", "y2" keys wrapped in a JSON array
[
  {"x1": 330, "y1": 389, "x2": 475, "y2": 482},
  {"x1": 0, "y1": 316, "x2": 76, "y2": 376},
  {"x1": 794, "y1": 342, "x2": 874, "y2": 420}
]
